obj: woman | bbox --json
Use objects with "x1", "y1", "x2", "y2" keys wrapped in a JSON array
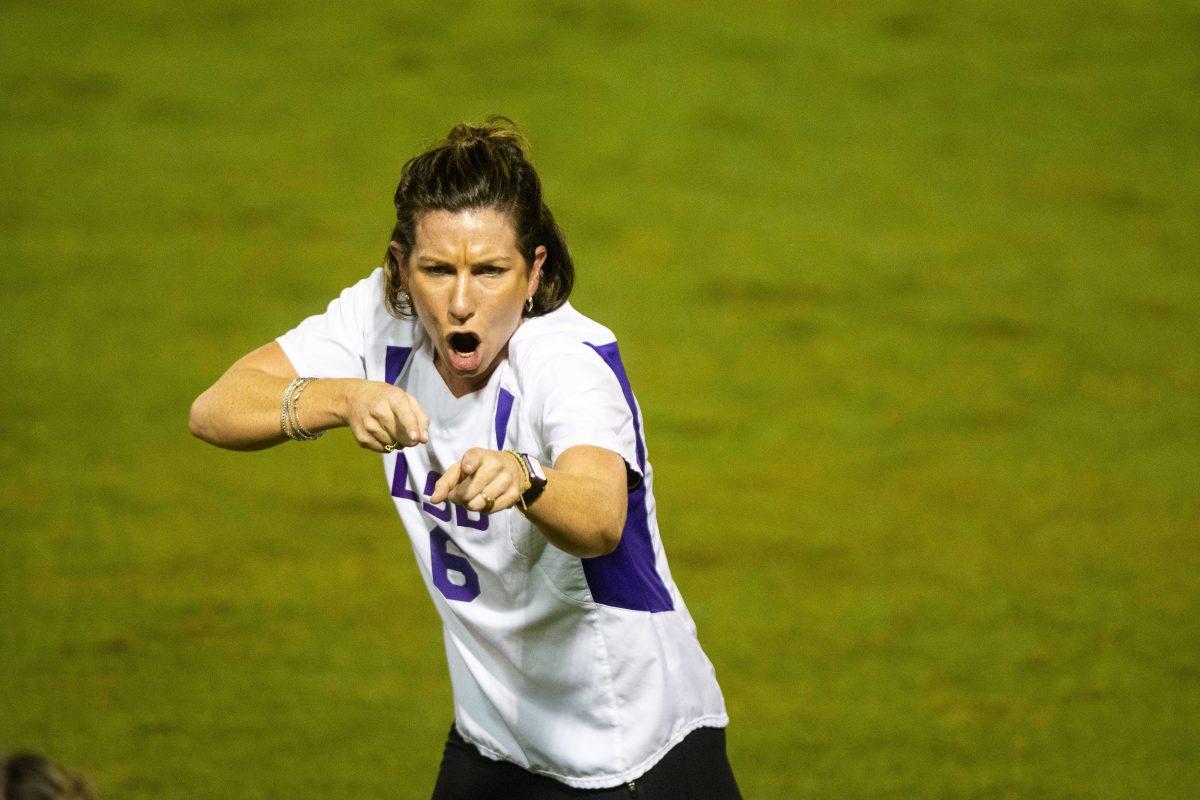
[{"x1": 190, "y1": 118, "x2": 740, "y2": 798}]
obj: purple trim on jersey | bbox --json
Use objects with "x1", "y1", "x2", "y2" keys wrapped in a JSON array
[
  {"x1": 581, "y1": 483, "x2": 674, "y2": 612},
  {"x1": 584, "y1": 342, "x2": 646, "y2": 473},
  {"x1": 580, "y1": 340, "x2": 674, "y2": 613},
  {"x1": 495, "y1": 388, "x2": 515, "y2": 450},
  {"x1": 385, "y1": 346, "x2": 412, "y2": 386},
  {"x1": 390, "y1": 452, "x2": 419, "y2": 502}
]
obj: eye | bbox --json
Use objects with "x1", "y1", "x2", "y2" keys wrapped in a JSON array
[
  {"x1": 422, "y1": 264, "x2": 454, "y2": 276},
  {"x1": 477, "y1": 265, "x2": 506, "y2": 277}
]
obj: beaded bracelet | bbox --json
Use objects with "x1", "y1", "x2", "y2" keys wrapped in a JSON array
[
  {"x1": 503, "y1": 449, "x2": 532, "y2": 509},
  {"x1": 504, "y1": 449, "x2": 531, "y2": 491}
]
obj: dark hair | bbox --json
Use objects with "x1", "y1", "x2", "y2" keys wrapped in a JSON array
[
  {"x1": 382, "y1": 116, "x2": 575, "y2": 319},
  {"x1": 2, "y1": 753, "x2": 93, "y2": 800}
]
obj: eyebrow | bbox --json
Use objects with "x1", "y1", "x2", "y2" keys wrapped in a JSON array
[{"x1": 416, "y1": 255, "x2": 515, "y2": 266}]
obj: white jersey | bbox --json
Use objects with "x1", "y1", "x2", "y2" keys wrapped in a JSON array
[{"x1": 276, "y1": 268, "x2": 727, "y2": 789}]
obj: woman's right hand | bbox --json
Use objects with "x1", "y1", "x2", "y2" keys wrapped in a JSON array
[
  {"x1": 190, "y1": 342, "x2": 430, "y2": 453},
  {"x1": 340, "y1": 380, "x2": 430, "y2": 452}
]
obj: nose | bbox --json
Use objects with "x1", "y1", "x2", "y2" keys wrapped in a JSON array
[{"x1": 448, "y1": 273, "x2": 474, "y2": 323}]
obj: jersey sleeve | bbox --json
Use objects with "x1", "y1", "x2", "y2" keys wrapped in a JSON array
[
  {"x1": 524, "y1": 340, "x2": 644, "y2": 485},
  {"x1": 274, "y1": 270, "x2": 381, "y2": 380}
]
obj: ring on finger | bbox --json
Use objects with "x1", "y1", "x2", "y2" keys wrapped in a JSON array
[
  {"x1": 383, "y1": 441, "x2": 398, "y2": 453},
  {"x1": 481, "y1": 492, "x2": 495, "y2": 513}
]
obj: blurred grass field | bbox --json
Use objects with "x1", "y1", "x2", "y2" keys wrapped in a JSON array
[{"x1": 2, "y1": 1, "x2": 1198, "y2": 797}]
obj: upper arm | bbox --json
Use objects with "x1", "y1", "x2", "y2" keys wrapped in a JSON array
[
  {"x1": 552, "y1": 445, "x2": 629, "y2": 539},
  {"x1": 226, "y1": 340, "x2": 300, "y2": 380},
  {"x1": 189, "y1": 340, "x2": 299, "y2": 441},
  {"x1": 553, "y1": 445, "x2": 628, "y2": 496},
  {"x1": 194, "y1": 341, "x2": 297, "y2": 411},
  {"x1": 273, "y1": 270, "x2": 382, "y2": 380}
]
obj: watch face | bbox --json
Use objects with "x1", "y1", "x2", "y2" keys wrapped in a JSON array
[{"x1": 527, "y1": 455, "x2": 547, "y2": 484}]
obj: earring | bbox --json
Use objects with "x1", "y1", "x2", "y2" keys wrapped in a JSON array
[{"x1": 525, "y1": 296, "x2": 533, "y2": 312}]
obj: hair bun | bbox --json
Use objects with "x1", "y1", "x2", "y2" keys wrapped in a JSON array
[
  {"x1": 445, "y1": 115, "x2": 528, "y2": 155},
  {"x1": 445, "y1": 122, "x2": 484, "y2": 146}
]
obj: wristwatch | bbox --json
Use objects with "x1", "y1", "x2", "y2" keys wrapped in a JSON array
[{"x1": 516, "y1": 452, "x2": 548, "y2": 509}]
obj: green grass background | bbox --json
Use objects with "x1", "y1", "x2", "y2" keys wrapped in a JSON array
[{"x1": 2, "y1": 1, "x2": 1198, "y2": 797}]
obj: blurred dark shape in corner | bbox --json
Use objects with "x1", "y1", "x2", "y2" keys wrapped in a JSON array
[{"x1": 2, "y1": 753, "x2": 94, "y2": 800}]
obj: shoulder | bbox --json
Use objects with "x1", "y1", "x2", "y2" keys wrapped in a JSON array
[
  {"x1": 350, "y1": 265, "x2": 386, "y2": 296},
  {"x1": 506, "y1": 303, "x2": 632, "y2": 415},
  {"x1": 342, "y1": 266, "x2": 422, "y2": 343},
  {"x1": 281, "y1": 266, "x2": 419, "y2": 350},
  {"x1": 508, "y1": 302, "x2": 620, "y2": 376},
  {"x1": 507, "y1": 304, "x2": 643, "y2": 473},
  {"x1": 342, "y1": 266, "x2": 387, "y2": 315}
]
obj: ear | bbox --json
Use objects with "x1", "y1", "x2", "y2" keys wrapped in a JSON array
[
  {"x1": 389, "y1": 241, "x2": 407, "y2": 280},
  {"x1": 527, "y1": 245, "x2": 546, "y2": 298}
]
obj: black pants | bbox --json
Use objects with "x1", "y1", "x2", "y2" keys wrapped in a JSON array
[{"x1": 431, "y1": 724, "x2": 742, "y2": 800}]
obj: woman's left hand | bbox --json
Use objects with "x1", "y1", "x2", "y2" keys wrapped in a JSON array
[{"x1": 430, "y1": 448, "x2": 526, "y2": 514}]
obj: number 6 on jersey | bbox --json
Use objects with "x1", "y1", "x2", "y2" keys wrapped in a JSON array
[{"x1": 429, "y1": 526, "x2": 481, "y2": 602}]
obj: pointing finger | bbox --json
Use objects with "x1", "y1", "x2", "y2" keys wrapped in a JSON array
[
  {"x1": 430, "y1": 462, "x2": 463, "y2": 504},
  {"x1": 461, "y1": 448, "x2": 488, "y2": 477}
]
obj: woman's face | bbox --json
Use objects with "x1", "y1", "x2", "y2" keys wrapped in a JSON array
[{"x1": 395, "y1": 207, "x2": 544, "y2": 396}]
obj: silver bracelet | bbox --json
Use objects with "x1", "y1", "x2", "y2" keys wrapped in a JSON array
[
  {"x1": 281, "y1": 378, "x2": 305, "y2": 439},
  {"x1": 289, "y1": 378, "x2": 323, "y2": 440}
]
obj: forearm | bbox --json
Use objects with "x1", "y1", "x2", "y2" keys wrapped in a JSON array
[{"x1": 189, "y1": 371, "x2": 352, "y2": 451}]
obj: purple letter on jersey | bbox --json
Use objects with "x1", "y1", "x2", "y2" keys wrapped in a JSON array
[
  {"x1": 422, "y1": 471, "x2": 452, "y2": 522},
  {"x1": 456, "y1": 506, "x2": 489, "y2": 531},
  {"x1": 580, "y1": 341, "x2": 674, "y2": 613},
  {"x1": 430, "y1": 527, "x2": 481, "y2": 602},
  {"x1": 390, "y1": 452, "x2": 419, "y2": 502}
]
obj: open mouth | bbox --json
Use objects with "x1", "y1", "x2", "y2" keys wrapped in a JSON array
[{"x1": 448, "y1": 331, "x2": 480, "y2": 356}]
